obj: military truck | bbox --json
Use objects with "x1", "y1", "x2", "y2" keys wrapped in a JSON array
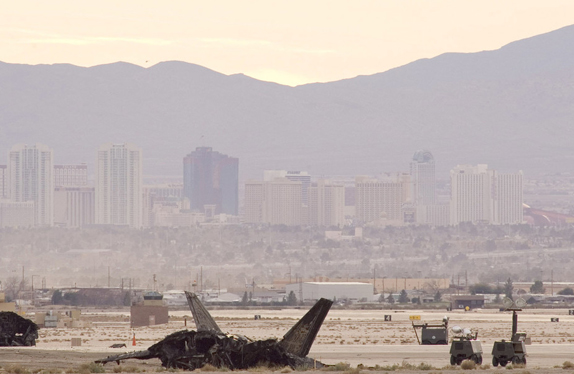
[
  {"x1": 449, "y1": 326, "x2": 483, "y2": 365},
  {"x1": 492, "y1": 303, "x2": 527, "y2": 367},
  {"x1": 412, "y1": 316, "x2": 449, "y2": 345}
]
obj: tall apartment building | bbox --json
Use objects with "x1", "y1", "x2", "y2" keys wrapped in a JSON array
[
  {"x1": 410, "y1": 150, "x2": 436, "y2": 205},
  {"x1": 450, "y1": 164, "x2": 493, "y2": 225},
  {"x1": 8, "y1": 143, "x2": 54, "y2": 226},
  {"x1": 54, "y1": 187, "x2": 95, "y2": 227},
  {"x1": 264, "y1": 170, "x2": 311, "y2": 205},
  {"x1": 95, "y1": 143, "x2": 143, "y2": 228},
  {"x1": 183, "y1": 147, "x2": 238, "y2": 215},
  {"x1": 308, "y1": 180, "x2": 345, "y2": 227},
  {"x1": 450, "y1": 164, "x2": 523, "y2": 225},
  {"x1": 493, "y1": 171, "x2": 523, "y2": 224},
  {"x1": 0, "y1": 165, "x2": 6, "y2": 198},
  {"x1": 54, "y1": 164, "x2": 88, "y2": 187},
  {"x1": 244, "y1": 178, "x2": 303, "y2": 225},
  {"x1": 355, "y1": 175, "x2": 405, "y2": 224}
]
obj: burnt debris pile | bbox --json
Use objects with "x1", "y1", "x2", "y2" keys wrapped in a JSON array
[{"x1": 0, "y1": 311, "x2": 39, "y2": 346}]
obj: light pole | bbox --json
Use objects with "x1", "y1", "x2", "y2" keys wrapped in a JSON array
[{"x1": 31, "y1": 275, "x2": 39, "y2": 305}]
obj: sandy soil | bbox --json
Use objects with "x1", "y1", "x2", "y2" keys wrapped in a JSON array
[{"x1": 1, "y1": 308, "x2": 574, "y2": 373}]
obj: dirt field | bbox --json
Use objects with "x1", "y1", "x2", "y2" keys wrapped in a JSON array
[{"x1": 1, "y1": 307, "x2": 574, "y2": 373}]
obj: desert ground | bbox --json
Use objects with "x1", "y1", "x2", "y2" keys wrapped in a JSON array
[{"x1": 1, "y1": 307, "x2": 574, "y2": 373}]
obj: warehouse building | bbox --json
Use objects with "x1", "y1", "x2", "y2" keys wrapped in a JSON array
[{"x1": 285, "y1": 282, "x2": 373, "y2": 302}]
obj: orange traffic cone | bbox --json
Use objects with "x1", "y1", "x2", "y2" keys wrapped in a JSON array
[{"x1": 132, "y1": 333, "x2": 136, "y2": 346}]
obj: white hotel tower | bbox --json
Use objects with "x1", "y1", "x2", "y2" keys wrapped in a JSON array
[
  {"x1": 95, "y1": 143, "x2": 142, "y2": 228},
  {"x1": 450, "y1": 164, "x2": 523, "y2": 225},
  {"x1": 7, "y1": 143, "x2": 54, "y2": 226}
]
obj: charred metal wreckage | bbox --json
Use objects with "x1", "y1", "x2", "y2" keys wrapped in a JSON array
[
  {"x1": 0, "y1": 311, "x2": 39, "y2": 346},
  {"x1": 96, "y1": 292, "x2": 332, "y2": 370}
]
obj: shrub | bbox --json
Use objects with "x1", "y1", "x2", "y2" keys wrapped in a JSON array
[
  {"x1": 5, "y1": 365, "x2": 30, "y2": 374},
  {"x1": 78, "y1": 363, "x2": 105, "y2": 374},
  {"x1": 417, "y1": 362, "x2": 436, "y2": 370},
  {"x1": 200, "y1": 365, "x2": 218, "y2": 372},
  {"x1": 321, "y1": 362, "x2": 351, "y2": 371},
  {"x1": 564, "y1": 361, "x2": 574, "y2": 369},
  {"x1": 460, "y1": 360, "x2": 476, "y2": 370}
]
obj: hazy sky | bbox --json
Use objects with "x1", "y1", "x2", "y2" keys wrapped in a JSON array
[{"x1": 2, "y1": 1, "x2": 573, "y2": 86}]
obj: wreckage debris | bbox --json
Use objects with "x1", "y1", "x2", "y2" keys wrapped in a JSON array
[
  {"x1": 0, "y1": 311, "x2": 39, "y2": 347},
  {"x1": 110, "y1": 343, "x2": 127, "y2": 348},
  {"x1": 96, "y1": 293, "x2": 332, "y2": 370}
]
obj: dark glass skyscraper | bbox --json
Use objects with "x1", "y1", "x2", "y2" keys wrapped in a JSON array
[{"x1": 183, "y1": 147, "x2": 238, "y2": 215}]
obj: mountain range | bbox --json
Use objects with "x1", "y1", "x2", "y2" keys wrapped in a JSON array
[{"x1": 1, "y1": 24, "x2": 574, "y2": 180}]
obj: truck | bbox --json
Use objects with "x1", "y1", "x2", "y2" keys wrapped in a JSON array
[{"x1": 491, "y1": 309, "x2": 527, "y2": 367}]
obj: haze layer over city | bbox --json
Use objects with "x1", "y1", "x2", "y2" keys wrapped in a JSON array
[{"x1": 1, "y1": 1, "x2": 574, "y2": 304}]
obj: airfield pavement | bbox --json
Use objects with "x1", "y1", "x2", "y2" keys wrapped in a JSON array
[{"x1": 1, "y1": 307, "x2": 574, "y2": 373}]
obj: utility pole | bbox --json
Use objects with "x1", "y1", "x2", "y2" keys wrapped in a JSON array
[{"x1": 551, "y1": 269, "x2": 554, "y2": 296}]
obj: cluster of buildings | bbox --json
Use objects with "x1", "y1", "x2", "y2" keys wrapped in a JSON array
[
  {"x1": 244, "y1": 150, "x2": 524, "y2": 227},
  {"x1": 0, "y1": 144, "x2": 238, "y2": 228},
  {"x1": 0, "y1": 144, "x2": 524, "y2": 229}
]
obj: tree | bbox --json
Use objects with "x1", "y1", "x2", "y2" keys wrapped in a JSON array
[
  {"x1": 398, "y1": 289, "x2": 409, "y2": 303},
  {"x1": 558, "y1": 287, "x2": 574, "y2": 296},
  {"x1": 387, "y1": 294, "x2": 395, "y2": 304},
  {"x1": 241, "y1": 291, "x2": 248, "y2": 305},
  {"x1": 434, "y1": 291, "x2": 442, "y2": 302},
  {"x1": 287, "y1": 291, "x2": 297, "y2": 306},
  {"x1": 123, "y1": 291, "x2": 132, "y2": 306},
  {"x1": 470, "y1": 283, "x2": 494, "y2": 295},
  {"x1": 530, "y1": 280, "x2": 545, "y2": 294},
  {"x1": 504, "y1": 278, "x2": 513, "y2": 300},
  {"x1": 52, "y1": 289, "x2": 64, "y2": 305}
]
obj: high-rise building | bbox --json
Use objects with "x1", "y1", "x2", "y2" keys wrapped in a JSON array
[
  {"x1": 95, "y1": 143, "x2": 143, "y2": 228},
  {"x1": 355, "y1": 175, "x2": 406, "y2": 224},
  {"x1": 244, "y1": 178, "x2": 303, "y2": 225},
  {"x1": 54, "y1": 164, "x2": 88, "y2": 187},
  {"x1": 8, "y1": 143, "x2": 54, "y2": 226},
  {"x1": 493, "y1": 171, "x2": 523, "y2": 225},
  {"x1": 308, "y1": 180, "x2": 345, "y2": 227},
  {"x1": 450, "y1": 164, "x2": 493, "y2": 225},
  {"x1": 450, "y1": 164, "x2": 523, "y2": 225},
  {"x1": 264, "y1": 170, "x2": 311, "y2": 205},
  {"x1": 54, "y1": 187, "x2": 95, "y2": 227},
  {"x1": 410, "y1": 150, "x2": 436, "y2": 206},
  {"x1": 183, "y1": 147, "x2": 238, "y2": 215},
  {"x1": 0, "y1": 165, "x2": 6, "y2": 198},
  {"x1": 244, "y1": 181, "x2": 265, "y2": 224}
]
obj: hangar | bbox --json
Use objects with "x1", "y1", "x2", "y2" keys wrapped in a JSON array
[{"x1": 285, "y1": 282, "x2": 373, "y2": 302}]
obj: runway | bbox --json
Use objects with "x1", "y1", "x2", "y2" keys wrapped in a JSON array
[{"x1": 311, "y1": 343, "x2": 574, "y2": 367}]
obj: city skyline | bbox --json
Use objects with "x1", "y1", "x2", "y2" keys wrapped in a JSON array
[{"x1": 0, "y1": 141, "x2": 552, "y2": 229}]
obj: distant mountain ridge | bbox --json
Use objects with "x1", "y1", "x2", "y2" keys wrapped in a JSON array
[{"x1": 1, "y1": 24, "x2": 574, "y2": 179}]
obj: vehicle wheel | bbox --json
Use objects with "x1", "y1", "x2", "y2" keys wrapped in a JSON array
[
  {"x1": 523, "y1": 357, "x2": 527, "y2": 365},
  {"x1": 457, "y1": 358, "x2": 463, "y2": 366},
  {"x1": 512, "y1": 356, "x2": 520, "y2": 365},
  {"x1": 492, "y1": 357, "x2": 499, "y2": 367},
  {"x1": 478, "y1": 355, "x2": 483, "y2": 365},
  {"x1": 500, "y1": 360, "x2": 508, "y2": 367},
  {"x1": 470, "y1": 355, "x2": 478, "y2": 364},
  {"x1": 450, "y1": 355, "x2": 456, "y2": 366}
]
